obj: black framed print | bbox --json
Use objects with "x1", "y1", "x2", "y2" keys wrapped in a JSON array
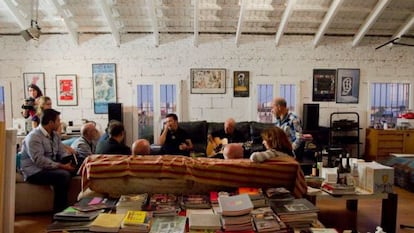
[
  {"x1": 336, "y1": 68, "x2": 360, "y2": 104},
  {"x1": 312, "y1": 69, "x2": 336, "y2": 102},
  {"x1": 233, "y1": 71, "x2": 249, "y2": 97}
]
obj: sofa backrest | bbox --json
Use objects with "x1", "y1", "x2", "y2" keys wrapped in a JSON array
[
  {"x1": 249, "y1": 121, "x2": 275, "y2": 144},
  {"x1": 178, "y1": 121, "x2": 208, "y2": 153}
]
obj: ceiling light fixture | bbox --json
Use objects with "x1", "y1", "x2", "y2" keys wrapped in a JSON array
[{"x1": 20, "y1": 0, "x2": 41, "y2": 41}]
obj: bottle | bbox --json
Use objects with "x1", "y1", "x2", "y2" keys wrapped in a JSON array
[
  {"x1": 344, "y1": 153, "x2": 352, "y2": 185},
  {"x1": 311, "y1": 152, "x2": 319, "y2": 177},
  {"x1": 345, "y1": 153, "x2": 351, "y2": 173},
  {"x1": 337, "y1": 154, "x2": 345, "y2": 185}
]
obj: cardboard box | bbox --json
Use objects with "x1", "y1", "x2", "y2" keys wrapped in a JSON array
[{"x1": 364, "y1": 162, "x2": 394, "y2": 193}]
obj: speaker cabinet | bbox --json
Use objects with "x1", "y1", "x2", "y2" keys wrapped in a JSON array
[
  {"x1": 108, "y1": 103, "x2": 123, "y2": 123},
  {"x1": 303, "y1": 103, "x2": 319, "y2": 130}
]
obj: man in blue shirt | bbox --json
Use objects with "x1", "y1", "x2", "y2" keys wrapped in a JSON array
[
  {"x1": 272, "y1": 97, "x2": 303, "y2": 158},
  {"x1": 20, "y1": 109, "x2": 75, "y2": 213}
]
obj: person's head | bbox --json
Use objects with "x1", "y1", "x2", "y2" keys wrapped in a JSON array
[
  {"x1": 81, "y1": 122, "x2": 100, "y2": 141},
  {"x1": 165, "y1": 113, "x2": 179, "y2": 131},
  {"x1": 40, "y1": 109, "x2": 61, "y2": 131},
  {"x1": 271, "y1": 97, "x2": 288, "y2": 117},
  {"x1": 131, "y1": 139, "x2": 151, "y2": 155},
  {"x1": 224, "y1": 118, "x2": 236, "y2": 135},
  {"x1": 261, "y1": 126, "x2": 292, "y2": 152},
  {"x1": 108, "y1": 121, "x2": 125, "y2": 142},
  {"x1": 223, "y1": 143, "x2": 244, "y2": 159},
  {"x1": 36, "y1": 96, "x2": 52, "y2": 115},
  {"x1": 105, "y1": 119, "x2": 121, "y2": 134},
  {"x1": 28, "y1": 84, "x2": 43, "y2": 99}
]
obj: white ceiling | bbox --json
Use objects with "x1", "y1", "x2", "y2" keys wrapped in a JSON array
[{"x1": 0, "y1": 0, "x2": 413, "y2": 47}]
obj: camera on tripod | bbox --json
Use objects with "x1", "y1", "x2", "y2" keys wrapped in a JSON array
[{"x1": 21, "y1": 97, "x2": 35, "y2": 110}]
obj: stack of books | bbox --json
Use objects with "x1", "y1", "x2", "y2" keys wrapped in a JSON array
[
  {"x1": 89, "y1": 213, "x2": 126, "y2": 232},
  {"x1": 271, "y1": 198, "x2": 319, "y2": 230},
  {"x1": 120, "y1": 210, "x2": 153, "y2": 233},
  {"x1": 72, "y1": 196, "x2": 118, "y2": 212},
  {"x1": 146, "y1": 193, "x2": 180, "y2": 216},
  {"x1": 53, "y1": 206, "x2": 102, "y2": 222},
  {"x1": 251, "y1": 207, "x2": 288, "y2": 233},
  {"x1": 187, "y1": 208, "x2": 221, "y2": 232},
  {"x1": 321, "y1": 182, "x2": 356, "y2": 195},
  {"x1": 116, "y1": 193, "x2": 149, "y2": 214},
  {"x1": 218, "y1": 193, "x2": 254, "y2": 232},
  {"x1": 180, "y1": 194, "x2": 211, "y2": 209},
  {"x1": 149, "y1": 216, "x2": 187, "y2": 233},
  {"x1": 238, "y1": 187, "x2": 267, "y2": 208}
]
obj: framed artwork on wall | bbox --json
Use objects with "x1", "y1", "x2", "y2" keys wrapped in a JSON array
[
  {"x1": 233, "y1": 71, "x2": 249, "y2": 97},
  {"x1": 23, "y1": 72, "x2": 45, "y2": 98},
  {"x1": 92, "y1": 63, "x2": 117, "y2": 114},
  {"x1": 312, "y1": 69, "x2": 336, "y2": 101},
  {"x1": 336, "y1": 68, "x2": 360, "y2": 104},
  {"x1": 190, "y1": 68, "x2": 226, "y2": 94},
  {"x1": 56, "y1": 74, "x2": 77, "y2": 106}
]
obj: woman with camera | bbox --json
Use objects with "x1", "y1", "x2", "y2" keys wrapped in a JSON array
[{"x1": 21, "y1": 84, "x2": 43, "y2": 123}]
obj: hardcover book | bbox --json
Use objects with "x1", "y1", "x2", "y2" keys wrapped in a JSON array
[
  {"x1": 53, "y1": 207, "x2": 102, "y2": 221},
  {"x1": 218, "y1": 193, "x2": 253, "y2": 216},
  {"x1": 73, "y1": 197, "x2": 118, "y2": 212},
  {"x1": 46, "y1": 220, "x2": 92, "y2": 232},
  {"x1": 89, "y1": 213, "x2": 125, "y2": 232},
  {"x1": 149, "y1": 216, "x2": 187, "y2": 233},
  {"x1": 189, "y1": 213, "x2": 221, "y2": 230},
  {"x1": 122, "y1": 210, "x2": 152, "y2": 227},
  {"x1": 271, "y1": 198, "x2": 319, "y2": 215}
]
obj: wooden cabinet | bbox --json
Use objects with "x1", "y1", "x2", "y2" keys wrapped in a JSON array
[{"x1": 365, "y1": 128, "x2": 414, "y2": 161}]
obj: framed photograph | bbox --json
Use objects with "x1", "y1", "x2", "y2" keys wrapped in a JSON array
[
  {"x1": 233, "y1": 71, "x2": 249, "y2": 97},
  {"x1": 336, "y1": 68, "x2": 360, "y2": 104},
  {"x1": 190, "y1": 68, "x2": 226, "y2": 94},
  {"x1": 92, "y1": 63, "x2": 117, "y2": 114},
  {"x1": 23, "y1": 72, "x2": 45, "y2": 98},
  {"x1": 312, "y1": 69, "x2": 336, "y2": 101},
  {"x1": 56, "y1": 74, "x2": 77, "y2": 106}
]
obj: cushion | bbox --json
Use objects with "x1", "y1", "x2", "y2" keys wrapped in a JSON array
[{"x1": 178, "y1": 121, "x2": 208, "y2": 153}]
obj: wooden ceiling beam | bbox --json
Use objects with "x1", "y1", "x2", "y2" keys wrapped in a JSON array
[
  {"x1": 275, "y1": 0, "x2": 296, "y2": 46},
  {"x1": 96, "y1": 0, "x2": 121, "y2": 47},
  {"x1": 313, "y1": 0, "x2": 344, "y2": 48},
  {"x1": 50, "y1": 0, "x2": 78, "y2": 45}
]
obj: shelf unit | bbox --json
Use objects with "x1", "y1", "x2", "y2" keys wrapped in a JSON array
[{"x1": 329, "y1": 112, "x2": 361, "y2": 158}]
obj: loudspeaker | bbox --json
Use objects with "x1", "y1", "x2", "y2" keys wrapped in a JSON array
[
  {"x1": 303, "y1": 103, "x2": 319, "y2": 130},
  {"x1": 108, "y1": 103, "x2": 123, "y2": 123}
]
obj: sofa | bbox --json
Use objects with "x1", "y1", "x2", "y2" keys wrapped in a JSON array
[
  {"x1": 175, "y1": 121, "x2": 275, "y2": 157},
  {"x1": 79, "y1": 154, "x2": 307, "y2": 199}
]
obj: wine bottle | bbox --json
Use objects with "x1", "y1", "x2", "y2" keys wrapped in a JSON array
[
  {"x1": 345, "y1": 153, "x2": 351, "y2": 173},
  {"x1": 311, "y1": 152, "x2": 319, "y2": 177},
  {"x1": 337, "y1": 154, "x2": 345, "y2": 185}
]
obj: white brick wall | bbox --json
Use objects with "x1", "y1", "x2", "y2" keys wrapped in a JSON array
[{"x1": 1, "y1": 34, "x2": 413, "y2": 147}]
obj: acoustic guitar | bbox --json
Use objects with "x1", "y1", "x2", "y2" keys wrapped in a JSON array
[{"x1": 206, "y1": 137, "x2": 228, "y2": 157}]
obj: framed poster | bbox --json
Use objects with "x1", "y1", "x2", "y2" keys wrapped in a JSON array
[
  {"x1": 312, "y1": 69, "x2": 336, "y2": 101},
  {"x1": 233, "y1": 71, "x2": 249, "y2": 97},
  {"x1": 92, "y1": 63, "x2": 117, "y2": 114},
  {"x1": 23, "y1": 72, "x2": 45, "y2": 98},
  {"x1": 56, "y1": 74, "x2": 77, "y2": 106},
  {"x1": 336, "y1": 68, "x2": 360, "y2": 104},
  {"x1": 190, "y1": 68, "x2": 226, "y2": 94}
]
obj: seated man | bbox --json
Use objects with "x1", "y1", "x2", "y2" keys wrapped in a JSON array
[
  {"x1": 131, "y1": 139, "x2": 151, "y2": 155},
  {"x1": 20, "y1": 109, "x2": 75, "y2": 213},
  {"x1": 95, "y1": 121, "x2": 131, "y2": 155},
  {"x1": 159, "y1": 113, "x2": 193, "y2": 156},
  {"x1": 207, "y1": 118, "x2": 246, "y2": 158},
  {"x1": 71, "y1": 122, "x2": 100, "y2": 170},
  {"x1": 223, "y1": 143, "x2": 244, "y2": 159}
]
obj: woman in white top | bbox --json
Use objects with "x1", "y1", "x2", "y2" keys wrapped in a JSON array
[{"x1": 250, "y1": 126, "x2": 294, "y2": 162}]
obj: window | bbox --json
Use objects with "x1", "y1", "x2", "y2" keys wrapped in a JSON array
[
  {"x1": 134, "y1": 81, "x2": 181, "y2": 144},
  {"x1": 370, "y1": 82, "x2": 410, "y2": 125},
  {"x1": 256, "y1": 83, "x2": 297, "y2": 123}
]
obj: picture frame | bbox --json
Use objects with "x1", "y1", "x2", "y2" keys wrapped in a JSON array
[
  {"x1": 233, "y1": 71, "x2": 249, "y2": 97},
  {"x1": 190, "y1": 68, "x2": 226, "y2": 94},
  {"x1": 312, "y1": 69, "x2": 336, "y2": 102},
  {"x1": 92, "y1": 63, "x2": 117, "y2": 114},
  {"x1": 56, "y1": 74, "x2": 78, "y2": 106},
  {"x1": 336, "y1": 68, "x2": 360, "y2": 104},
  {"x1": 23, "y1": 72, "x2": 45, "y2": 99}
]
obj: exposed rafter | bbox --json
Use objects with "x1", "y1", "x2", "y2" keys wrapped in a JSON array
[
  {"x1": 352, "y1": 0, "x2": 391, "y2": 47},
  {"x1": 50, "y1": 0, "x2": 78, "y2": 45},
  {"x1": 235, "y1": 0, "x2": 247, "y2": 47},
  {"x1": 96, "y1": 0, "x2": 120, "y2": 47},
  {"x1": 392, "y1": 13, "x2": 414, "y2": 39},
  {"x1": 275, "y1": 0, "x2": 296, "y2": 46},
  {"x1": 3, "y1": 0, "x2": 28, "y2": 29},
  {"x1": 146, "y1": 0, "x2": 159, "y2": 47},
  {"x1": 313, "y1": 0, "x2": 344, "y2": 48},
  {"x1": 193, "y1": 0, "x2": 199, "y2": 47}
]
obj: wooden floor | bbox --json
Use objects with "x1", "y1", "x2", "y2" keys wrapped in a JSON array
[{"x1": 14, "y1": 186, "x2": 414, "y2": 233}]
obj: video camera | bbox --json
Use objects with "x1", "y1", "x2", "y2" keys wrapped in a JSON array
[{"x1": 21, "y1": 97, "x2": 35, "y2": 110}]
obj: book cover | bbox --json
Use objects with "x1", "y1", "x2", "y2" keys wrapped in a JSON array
[
  {"x1": 116, "y1": 193, "x2": 149, "y2": 207},
  {"x1": 122, "y1": 210, "x2": 152, "y2": 226},
  {"x1": 218, "y1": 194, "x2": 253, "y2": 216},
  {"x1": 149, "y1": 216, "x2": 187, "y2": 233},
  {"x1": 47, "y1": 220, "x2": 92, "y2": 232},
  {"x1": 89, "y1": 213, "x2": 125, "y2": 233},
  {"x1": 73, "y1": 197, "x2": 118, "y2": 212},
  {"x1": 189, "y1": 213, "x2": 221, "y2": 230},
  {"x1": 53, "y1": 207, "x2": 102, "y2": 221},
  {"x1": 271, "y1": 198, "x2": 319, "y2": 215}
]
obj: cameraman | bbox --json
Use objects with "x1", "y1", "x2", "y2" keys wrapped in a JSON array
[{"x1": 21, "y1": 84, "x2": 43, "y2": 126}]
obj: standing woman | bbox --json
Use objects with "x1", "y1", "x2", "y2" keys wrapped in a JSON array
[
  {"x1": 32, "y1": 96, "x2": 52, "y2": 128},
  {"x1": 21, "y1": 84, "x2": 43, "y2": 123}
]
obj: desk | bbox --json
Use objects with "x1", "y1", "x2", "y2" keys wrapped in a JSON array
[{"x1": 307, "y1": 188, "x2": 398, "y2": 233}]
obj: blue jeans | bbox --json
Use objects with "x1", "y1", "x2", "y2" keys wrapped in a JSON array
[{"x1": 27, "y1": 169, "x2": 72, "y2": 213}]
